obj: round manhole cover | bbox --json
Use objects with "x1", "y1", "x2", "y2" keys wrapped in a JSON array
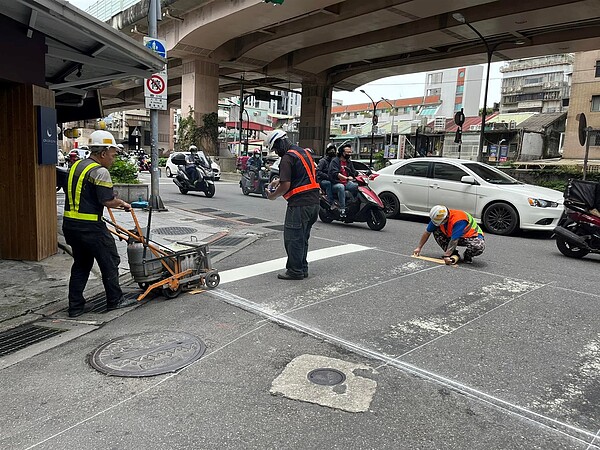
[
  {"x1": 307, "y1": 368, "x2": 346, "y2": 386},
  {"x1": 153, "y1": 226, "x2": 198, "y2": 235},
  {"x1": 89, "y1": 331, "x2": 206, "y2": 377}
]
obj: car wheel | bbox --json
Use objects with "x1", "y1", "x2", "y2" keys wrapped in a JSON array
[
  {"x1": 166, "y1": 167, "x2": 172, "y2": 177},
  {"x1": 379, "y1": 192, "x2": 400, "y2": 218},
  {"x1": 483, "y1": 202, "x2": 518, "y2": 235},
  {"x1": 367, "y1": 208, "x2": 387, "y2": 231}
]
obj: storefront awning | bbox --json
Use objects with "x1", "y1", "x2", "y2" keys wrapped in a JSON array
[{"x1": 3, "y1": 0, "x2": 165, "y2": 121}]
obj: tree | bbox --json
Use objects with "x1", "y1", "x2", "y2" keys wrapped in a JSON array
[{"x1": 177, "y1": 107, "x2": 218, "y2": 155}]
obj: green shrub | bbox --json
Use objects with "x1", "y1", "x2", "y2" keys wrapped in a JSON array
[
  {"x1": 158, "y1": 157, "x2": 167, "y2": 167},
  {"x1": 109, "y1": 157, "x2": 139, "y2": 184}
]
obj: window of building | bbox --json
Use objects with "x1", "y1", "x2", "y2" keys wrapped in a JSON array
[
  {"x1": 596, "y1": 61, "x2": 600, "y2": 78},
  {"x1": 592, "y1": 95, "x2": 600, "y2": 112},
  {"x1": 454, "y1": 103, "x2": 463, "y2": 112},
  {"x1": 427, "y1": 72, "x2": 443, "y2": 85},
  {"x1": 456, "y1": 85, "x2": 464, "y2": 94},
  {"x1": 427, "y1": 88, "x2": 441, "y2": 96}
]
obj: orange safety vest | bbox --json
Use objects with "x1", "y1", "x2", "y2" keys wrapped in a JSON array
[
  {"x1": 440, "y1": 210, "x2": 483, "y2": 238},
  {"x1": 283, "y1": 148, "x2": 320, "y2": 200}
]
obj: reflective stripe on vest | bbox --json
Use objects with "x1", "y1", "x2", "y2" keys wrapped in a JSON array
[
  {"x1": 64, "y1": 160, "x2": 102, "y2": 221},
  {"x1": 441, "y1": 210, "x2": 483, "y2": 238},
  {"x1": 283, "y1": 149, "x2": 320, "y2": 200}
]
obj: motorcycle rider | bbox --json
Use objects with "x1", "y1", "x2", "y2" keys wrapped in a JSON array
[
  {"x1": 247, "y1": 149, "x2": 263, "y2": 189},
  {"x1": 185, "y1": 144, "x2": 204, "y2": 186},
  {"x1": 328, "y1": 143, "x2": 358, "y2": 217},
  {"x1": 413, "y1": 205, "x2": 485, "y2": 264},
  {"x1": 316, "y1": 144, "x2": 344, "y2": 209}
]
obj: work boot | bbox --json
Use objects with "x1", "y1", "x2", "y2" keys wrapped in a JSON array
[
  {"x1": 107, "y1": 296, "x2": 138, "y2": 311},
  {"x1": 463, "y1": 251, "x2": 473, "y2": 264},
  {"x1": 68, "y1": 303, "x2": 94, "y2": 318}
]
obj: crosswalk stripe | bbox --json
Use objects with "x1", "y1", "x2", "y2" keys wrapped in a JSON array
[{"x1": 218, "y1": 244, "x2": 370, "y2": 284}]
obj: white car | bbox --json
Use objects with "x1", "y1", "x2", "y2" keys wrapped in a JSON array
[
  {"x1": 166, "y1": 151, "x2": 221, "y2": 180},
  {"x1": 370, "y1": 157, "x2": 564, "y2": 235}
]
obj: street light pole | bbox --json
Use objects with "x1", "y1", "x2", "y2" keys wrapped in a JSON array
[
  {"x1": 381, "y1": 97, "x2": 395, "y2": 149},
  {"x1": 452, "y1": 13, "x2": 525, "y2": 163},
  {"x1": 360, "y1": 90, "x2": 382, "y2": 168}
]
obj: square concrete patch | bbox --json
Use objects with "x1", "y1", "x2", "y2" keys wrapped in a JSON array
[{"x1": 270, "y1": 354, "x2": 377, "y2": 413}]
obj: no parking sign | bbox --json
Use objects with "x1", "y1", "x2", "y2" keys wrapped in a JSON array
[{"x1": 143, "y1": 37, "x2": 167, "y2": 110}]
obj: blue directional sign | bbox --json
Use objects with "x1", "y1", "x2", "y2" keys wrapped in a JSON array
[{"x1": 145, "y1": 38, "x2": 166, "y2": 58}]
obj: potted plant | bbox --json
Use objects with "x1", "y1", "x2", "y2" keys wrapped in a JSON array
[{"x1": 109, "y1": 157, "x2": 148, "y2": 203}]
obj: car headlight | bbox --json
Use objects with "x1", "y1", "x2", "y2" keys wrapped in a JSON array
[{"x1": 528, "y1": 198, "x2": 559, "y2": 208}]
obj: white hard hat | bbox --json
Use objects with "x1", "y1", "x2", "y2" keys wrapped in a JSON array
[
  {"x1": 89, "y1": 130, "x2": 117, "y2": 148},
  {"x1": 189, "y1": 145, "x2": 198, "y2": 152},
  {"x1": 264, "y1": 129, "x2": 287, "y2": 151},
  {"x1": 429, "y1": 205, "x2": 449, "y2": 226}
]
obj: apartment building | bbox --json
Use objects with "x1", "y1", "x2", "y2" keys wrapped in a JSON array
[
  {"x1": 424, "y1": 66, "x2": 484, "y2": 118},
  {"x1": 563, "y1": 51, "x2": 600, "y2": 160},
  {"x1": 499, "y1": 54, "x2": 573, "y2": 114}
]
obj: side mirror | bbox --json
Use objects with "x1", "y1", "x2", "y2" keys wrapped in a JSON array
[{"x1": 461, "y1": 175, "x2": 477, "y2": 185}]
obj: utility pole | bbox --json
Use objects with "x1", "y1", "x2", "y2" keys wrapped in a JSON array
[
  {"x1": 360, "y1": 90, "x2": 382, "y2": 168},
  {"x1": 148, "y1": 0, "x2": 165, "y2": 210}
]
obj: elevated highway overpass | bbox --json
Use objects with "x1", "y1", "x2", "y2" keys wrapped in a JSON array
[{"x1": 99, "y1": 0, "x2": 600, "y2": 149}]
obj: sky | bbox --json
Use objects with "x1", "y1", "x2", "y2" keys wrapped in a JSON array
[{"x1": 68, "y1": 0, "x2": 503, "y2": 109}]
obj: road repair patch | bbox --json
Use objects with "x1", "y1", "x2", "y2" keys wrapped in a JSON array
[{"x1": 270, "y1": 354, "x2": 377, "y2": 413}]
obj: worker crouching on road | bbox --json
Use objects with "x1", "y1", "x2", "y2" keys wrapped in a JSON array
[
  {"x1": 413, "y1": 205, "x2": 485, "y2": 264},
  {"x1": 62, "y1": 130, "x2": 137, "y2": 317}
]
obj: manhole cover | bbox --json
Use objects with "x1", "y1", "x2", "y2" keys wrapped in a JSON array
[
  {"x1": 307, "y1": 368, "x2": 346, "y2": 386},
  {"x1": 153, "y1": 226, "x2": 198, "y2": 235},
  {"x1": 89, "y1": 331, "x2": 206, "y2": 377}
]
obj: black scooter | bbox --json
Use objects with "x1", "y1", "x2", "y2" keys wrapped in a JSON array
[
  {"x1": 318, "y1": 174, "x2": 387, "y2": 231},
  {"x1": 171, "y1": 153, "x2": 215, "y2": 197},
  {"x1": 554, "y1": 179, "x2": 600, "y2": 259},
  {"x1": 240, "y1": 167, "x2": 269, "y2": 198}
]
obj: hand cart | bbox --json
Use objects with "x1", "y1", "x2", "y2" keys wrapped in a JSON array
[{"x1": 104, "y1": 207, "x2": 220, "y2": 301}]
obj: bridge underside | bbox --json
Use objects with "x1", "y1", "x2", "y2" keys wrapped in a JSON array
[{"x1": 99, "y1": 0, "x2": 600, "y2": 112}]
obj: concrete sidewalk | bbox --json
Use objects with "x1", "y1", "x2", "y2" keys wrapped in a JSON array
[{"x1": 0, "y1": 180, "x2": 261, "y2": 336}]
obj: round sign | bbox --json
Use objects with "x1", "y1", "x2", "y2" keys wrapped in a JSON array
[
  {"x1": 146, "y1": 75, "x2": 165, "y2": 95},
  {"x1": 372, "y1": 114, "x2": 378, "y2": 126},
  {"x1": 578, "y1": 113, "x2": 587, "y2": 147},
  {"x1": 454, "y1": 110, "x2": 465, "y2": 127}
]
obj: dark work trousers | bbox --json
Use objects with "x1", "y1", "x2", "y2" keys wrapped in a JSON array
[
  {"x1": 432, "y1": 230, "x2": 485, "y2": 257},
  {"x1": 64, "y1": 224, "x2": 123, "y2": 314},
  {"x1": 283, "y1": 204, "x2": 319, "y2": 277}
]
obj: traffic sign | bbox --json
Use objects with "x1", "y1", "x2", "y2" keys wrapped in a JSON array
[
  {"x1": 146, "y1": 74, "x2": 166, "y2": 96},
  {"x1": 372, "y1": 114, "x2": 378, "y2": 126},
  {"x1": 578, "y1": 112, "x2": 587, "y2": 146},
  {"x1": 145, "y1": 97, "x2": 167, "y2": 111},
  {"x1": 143, "y1": 38, "x2": 167, "y2": 58},
  {"x1": 454, "y1": 108, "x2": 465, "y2": 126}
]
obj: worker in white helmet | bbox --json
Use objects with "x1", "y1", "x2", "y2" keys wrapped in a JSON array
[
  {"x1": 413, "y1": 205, "x2": 485, "y2": 264},
  {"x1": 62, "y1": 130, "x2": 136, "y2": 317}
]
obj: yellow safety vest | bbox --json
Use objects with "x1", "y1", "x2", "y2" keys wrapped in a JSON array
[{"x1": 64, "y1": 160, "x2": 103, "y2": 222}]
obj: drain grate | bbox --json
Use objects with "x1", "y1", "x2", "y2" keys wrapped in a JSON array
[
  {"x1": 153, "y1": 226, "x2": 198, "y2": 235},
  {"x1": 203, "y1": 219, "x2": 235, "y2": 228},
  {"x1": 238, "y1": 217, "x2": 269, "y2": 224},
  {"x1": 212, "y1": 212, "x2": 243, "y2": 218},
  {"x1": 307, "y1": 368, "x2": 346, "y2": 386},
  {"x1": 194, "y1": 207, "x2": 219, "y2": 212},
  {"x1": 0, "y1": 324, "x2": 66, "y2": 357},
  {"x1": 89, "y1": 331, "x2": 206, "y2": 377},
  {"x1": 213, "y1": 236, "x2": 248, "y2": 247},
  {"x1": 264, "y1": 225, "x2": 285, "y2": 231},
  {"x1": 81, "y1": 291, "x2": 141, "y2": 314}
]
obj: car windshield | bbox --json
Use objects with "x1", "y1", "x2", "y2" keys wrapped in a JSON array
[{"x1": 462, "y1": 163, "x2": 521, "y2": 185}]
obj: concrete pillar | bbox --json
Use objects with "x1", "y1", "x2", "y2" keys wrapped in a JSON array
[
  {"x1": 181, "y1": 58, "x2": 219, "y2": 154},
  {"x1": 299, "y1": 81, "x2": 332, "y2": 154},
  {"x1": 0, "y1": 84, "x2": 56, "y2": 260}
]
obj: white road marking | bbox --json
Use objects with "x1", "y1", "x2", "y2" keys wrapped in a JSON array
[{"x1": 218, "y1": 244, "x2": 370, "y2": 284}]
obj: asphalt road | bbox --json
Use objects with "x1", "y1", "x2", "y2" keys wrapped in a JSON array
[{"x1": 1, "y1": 173, "x2": 599, "y2": 449}]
